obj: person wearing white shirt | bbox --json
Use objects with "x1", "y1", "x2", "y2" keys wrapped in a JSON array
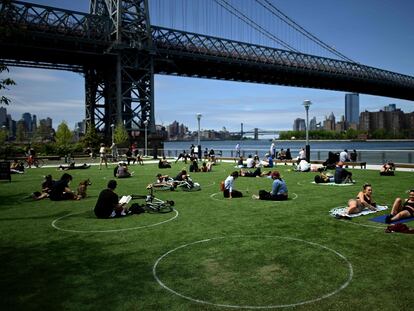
[
  {"x1": 246, "y1": 155, "x2": 255, "y2": 168},
  {"x1": 223, "y1": 171, "x2": 243, "y2": 199}
]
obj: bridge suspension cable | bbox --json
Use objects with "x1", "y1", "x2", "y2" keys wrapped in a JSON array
[
  {"x1": 254, "y1": 0, "x2": 355, "y2": 62},
  {"x1": 213, "y1": 0, "x2": 299, "y2": 52}
]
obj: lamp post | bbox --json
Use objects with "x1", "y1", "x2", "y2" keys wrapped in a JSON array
[
  {"x1": 143, "y1": 119, "x2": 149, "y2": 157},
  {"x1": 110, "y1": 123, "x2": 115, "y2": 145},
  {"x1": 196, "y1": 113, "x2": 202, "y2": 160},
  {"x1": 303, "y1": 100, "x2": 312, "y2": 162}
]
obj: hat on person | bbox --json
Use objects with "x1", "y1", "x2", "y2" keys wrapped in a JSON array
[{"x1": 271, "y1": 171, "x2": 280, "y2": 179}]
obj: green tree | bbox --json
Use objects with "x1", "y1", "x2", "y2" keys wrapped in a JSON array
[
  {"x1": 55, "y1": 121, "x2": 73, "y2": 155},
  {"x1": 0, "y1": 63, "x2": 16, "y2": 105},
  {"x1": 114, "y1": 121, "x2": 129, "y2": 146},
  {"x1": 15, "y1": 121, "x2": 26, "y2": 142},
  {"x1": 81, "y1": 125, "x2": 101, "y2": 149},
  {"x1": 0, "y1": 127, "x2": 7, "y2": 144}
]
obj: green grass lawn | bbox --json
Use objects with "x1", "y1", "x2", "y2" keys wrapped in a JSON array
[{"x1": 0, "y1": 161, "x2": 413, "y2": 311}]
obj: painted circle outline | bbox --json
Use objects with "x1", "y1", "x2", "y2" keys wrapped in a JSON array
[
  {"x1": 153, "y1": 235, "x2": 353, "y2": 309},
  {"x1": 209, "y1": 192, "x2": 298, "y2": 202},
  {"x1": 51, "y1": 208, "x2": 179, "y2": 233}
]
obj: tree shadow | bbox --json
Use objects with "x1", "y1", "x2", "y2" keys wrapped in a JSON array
[{"x1": 0, "y1": 237, "x2": 157, "y2": 310}]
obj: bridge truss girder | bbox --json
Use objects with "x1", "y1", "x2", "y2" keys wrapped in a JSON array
[{"x1": 152, "y1": 27, "x2": 414, "y2": 100}]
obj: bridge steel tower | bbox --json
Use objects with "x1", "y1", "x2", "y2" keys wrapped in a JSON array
[{"x1": 86, "y1": 0, "x2": 155, "y2": 136}]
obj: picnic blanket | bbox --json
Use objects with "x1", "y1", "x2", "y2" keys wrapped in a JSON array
[
  {"x1": 369, "y1": 214, "x2": 414, "y2": 224},
  {"x1": 312, "y1": 181, "x2": 355, "y2": 186},
  {"x1": 329, "y1": 205, "x2": 388, "y2": 218}
]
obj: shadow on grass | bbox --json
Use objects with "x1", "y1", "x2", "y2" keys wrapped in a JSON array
[{"x1": 0, "y1": 237, "x2": 155, "y2": 310}]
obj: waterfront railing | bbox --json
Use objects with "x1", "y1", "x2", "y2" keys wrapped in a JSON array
[{"x1": 154, "y1": 148, "x2": 413, "y2": 164}]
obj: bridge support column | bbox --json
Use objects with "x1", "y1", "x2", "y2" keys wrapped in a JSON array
[{"x1": 254, "y1": 128, "x2": 259, "y2": 140}]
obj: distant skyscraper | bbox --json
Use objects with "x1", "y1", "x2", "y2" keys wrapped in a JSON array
[
  {"x1": 0, "y1": 107, "x2": 7, "y2": 126},
  {"x1": 309, "y1": 116, "x2": 317, "y2": 130},
  {"x1": 22, "y1": 112, "x2": 32, "y2": 132},
  {"x1": 384, "y1": 104, "x2": 396, "y2": 112},
  {"x1": 345, "y1": 93, "x2": 359, "y2": 124},
  {"x1": 293, "y1": 118, "x2": 305, "y2": 131}
]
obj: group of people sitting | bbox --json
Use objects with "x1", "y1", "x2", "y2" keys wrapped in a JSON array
[
  {"x1": 221, "y1": 170, "x2": 288, "y2": 201},
  {"x1": 342, "y1": 184, "x2": 414, "y2": 223},
  {"x1": 150, "y1": 169, "x2": 200, "y2": 191},
  {"x1": 32, "y1": 173, "x2": 85, "y2": 201},
  {"x1": 314, "y1": 161, "x2": 353, "y2": 184}
]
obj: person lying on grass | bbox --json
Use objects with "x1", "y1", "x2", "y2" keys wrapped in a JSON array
[
  {"x1": 239, "y1": 167, "x2": 272, "y2": 178},
  {"x1": 94, "y1": 180, "x2": 129, "y2": 218},
  {"x1": 385, "y1": 189, "x2": 414, "y2": 223},
  {"x1": 346, "y1": 183, "x2": 377, "y2": 215},
  {"x1": 150, "y1": 173, "x2": 175, "y2": 190},
  {"x1": 252, "y1": 171, "x2": 288, "y2": 201}
]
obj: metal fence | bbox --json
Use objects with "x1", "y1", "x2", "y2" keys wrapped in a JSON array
[{"x1": 157, "y1": 148, "x2": 413, "y2": 164}]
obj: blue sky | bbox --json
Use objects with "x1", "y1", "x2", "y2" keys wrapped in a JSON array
[{"x1": 2, "y1": 0, "x2": 413, "y2": 132}]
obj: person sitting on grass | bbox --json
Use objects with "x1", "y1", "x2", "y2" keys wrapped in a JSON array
[
  {"x1": 246, "y1": 154, "x2": 255, "y2": 168},
  {"x1": 334, "y1": 161, "x2": 353, "y2": 184},
  {"x1": 252, "y1": 171, "x2": 288, "y2": 201},
  {"x1": 189, "y1": 157, "x2": 199, "y2": 172},
  {"x1": 346, "y1": 183, "x2": 377, "y2": 215},
  {"x1": 10, "y1": 159, "x2": 24, "y2": 174},
  {"x1": 94, "y1": 180, "x2": 129, "y2": 218},
  {"x1": 32, "y1": 174, "x2": 55, "y2": 200},
  {"x1": 158, "y1": 156, "x2": 171, "y2": 169},
  {"x1": 385, "y1": 189, "x2": 414, "y2": 223},
  {"x1": 223, "y1": 171, "x2": 243, "y2": 199},
  {"x1": 201, "y1": 161, "x2": 212, "y2": 172},
  {"x1": 380, "y1": 162, "x2": 395, "y2": 176},
  {"x1": 295, "y1": 159, "x2": 311, "y2": 172},
  {"x1": 116, "y1": 162, "x2": 132, "y2": 178},
  {"x1": 49, "y1": 173, "x2": 79, "y2": 201},
  {"x1": 261, "y1": 153, "x2": 274, "y2": 168}
]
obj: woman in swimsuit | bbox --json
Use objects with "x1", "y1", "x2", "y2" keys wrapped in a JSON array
[
  {"x1": 346, "y1": 183, "x2": 377, "y2": 215},
  {"x1": 386, "y1": 189, "x2": 414, "y2": 223}
]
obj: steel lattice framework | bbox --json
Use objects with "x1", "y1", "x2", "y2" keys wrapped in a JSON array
[{"x1": 0, "y1": 0, "x2": 413, "y2": 137}]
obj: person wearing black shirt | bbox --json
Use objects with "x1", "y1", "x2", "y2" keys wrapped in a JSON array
[
  {"x1": 94, "y1": 180, "x2": 127, "y2": 218},
  {"x1": 49, "y1": 173, "x2": 77, "y2": 201}
]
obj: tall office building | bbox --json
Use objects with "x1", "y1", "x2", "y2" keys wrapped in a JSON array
[
  {"x1": 293, "y1": 118, "x2": 306, "y2": 131},
  {"x1": 0, "y1": 107, "x2": 7, "y2": 126},
  {"x1": 22, "y1": 112, "x2": 32, "y2": 132},
  {"x1": 345, "y1": 93, "x2": 359, "y2": 124}
]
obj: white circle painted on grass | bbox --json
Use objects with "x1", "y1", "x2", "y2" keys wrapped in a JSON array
[
  {"x1": 203, "y1": 181, "x2": 216, "y2": 188},
  {"x1": 153, "y1": 235, "x2": 353, "y2": 309},
  {"x1": 210, "y1": 192, "x2": 297, "y2": 202},
  {"x1": 51, "y1": 209, "x2": 179, "y2": 233}
]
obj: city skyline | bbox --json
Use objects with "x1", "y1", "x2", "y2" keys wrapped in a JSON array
[{"x1": 1, "y1": 0, "x2": 413, "y2": 132}]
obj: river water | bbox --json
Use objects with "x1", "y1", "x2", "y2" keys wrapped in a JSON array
[{"x1": 164, "y1": 140, "x2": 414, "y2": 164}]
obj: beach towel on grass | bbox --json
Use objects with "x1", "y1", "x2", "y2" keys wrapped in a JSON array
[
  {"x1": 369, "y1": 214, "x2": 414, "y2": 224},
  {"x1": 329, "y1": 205, "x2": 388, "y2": 218},
  {"x1": 312, "y1": 181, "x2": 355, "y2": 186}
]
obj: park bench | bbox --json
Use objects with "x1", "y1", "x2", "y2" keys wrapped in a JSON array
[
  {"x1": 393, "y1": 163, "x2": 414, "y2": 169},
  {"x1": 310, "y1": 160, "x2": 366, "y2": 169}
]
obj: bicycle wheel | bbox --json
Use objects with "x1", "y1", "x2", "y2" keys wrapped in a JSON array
[
  {"x1": 35, "y1": 159, "x2": 45, "y2": 168},
  {"x1": 146, "y1": 202, "x2": 173, "y2": 214},
  {"x1": 23, "y1": 160, "x2": 30, "y2": 168}
]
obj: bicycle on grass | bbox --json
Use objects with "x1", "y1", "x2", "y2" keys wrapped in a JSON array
[
  {"x1": 131, "y1": 185, "x2": 174, "y2": 213},
  {"x1": 24, "y1": 157, "x2": 45, "y2": 168}
]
